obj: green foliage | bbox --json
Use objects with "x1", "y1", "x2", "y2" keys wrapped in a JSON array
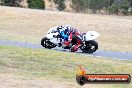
[
  {"x1": 1, "y1": 0, "x2": 132, "y2": 15},
  {"x1": 87, "y1": 0, "x2": 99, "y2": 13},
  {"x1": 128, "y1": 0, "x2": 132, "y2": 14},
  {"x1": 120, "y1": 1, "x2": 129, "y2": 15},
  {"x1": 108, "y1": 0, "x2": 114, "y2": 6},
  {"x1": 107, "y1": 4, "x2": 119, "y2": 14},
  {"x1": 27, "y1": 0, "x2": 45, "y2": 10},
  {"x1": 2, "y1": 0, "x2": 11, "y2": 6},
  {"x1": 71, "y1": 0, "x2": 86, "y2": 12},
  {"x1": 70, "y1": 0, "x2": 132, "y2": 15},
  {"x1": 71, "y1": 0, "x2": 111, "y2": 13},
  {"x1": 1, "y1": 0, "x2": 22, "y2": 7},
  {"x1": 53, "y1": 0, "x2": 66, "y2": 11},
  {"x1": 87, "y1": 0, "x2": 108, "y2": 13}
]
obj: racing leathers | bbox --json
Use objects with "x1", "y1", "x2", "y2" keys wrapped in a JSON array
[
  {"x1": 67, "y1": 29, "x2": 82, "y2": 52},
  {"x1": 57, "y1": 25, "x2": 82, "y2": 52}
]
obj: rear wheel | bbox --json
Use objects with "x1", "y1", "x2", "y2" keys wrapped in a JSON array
[
  {"x1": 81, "y1": 40, "x2": 98, "y2": 53},
  {"x1": 41, "y1": 37, "x2": 56, "y2": 49}
]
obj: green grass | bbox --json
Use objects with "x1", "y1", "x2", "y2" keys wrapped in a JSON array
[{"x1": 0, "y1": 45, "x2": 132, "y2": 88}]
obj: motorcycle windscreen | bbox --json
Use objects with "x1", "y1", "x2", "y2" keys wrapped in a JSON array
[{"x1": 85, "y1": 31, "x2": 100, "y2": 41}]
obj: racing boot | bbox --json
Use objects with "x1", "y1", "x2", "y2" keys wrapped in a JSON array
[
  {"x1": 71, "y1": 44, "x2": 80, "y2": 52},
  {"x1": 71, "y1": 39, "x2": 81, "y2": 52}
]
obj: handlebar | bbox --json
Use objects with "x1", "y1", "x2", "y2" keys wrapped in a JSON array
[{"x1": 53, "y1": 34, "x2": 61, "y2": 38}]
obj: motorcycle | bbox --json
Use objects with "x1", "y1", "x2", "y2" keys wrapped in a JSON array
[{"x1": 41, "y1": 28, "x2": 100, "y2": 53}]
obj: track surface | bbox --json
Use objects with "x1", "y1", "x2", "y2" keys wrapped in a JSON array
[{"x1": 0, "y1": 40, "x2": 132, "y2": 61}]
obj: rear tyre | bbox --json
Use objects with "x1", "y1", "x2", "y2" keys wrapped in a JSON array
[
  {"x1": 81, "y1": 40, "x2": 98, "y2": 53},
  {"x1": 41, "y1": 37, "x2": 56, "y2": 49}
]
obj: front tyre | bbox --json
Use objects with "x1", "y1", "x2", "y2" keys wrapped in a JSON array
[
  {"x1": 81, "y1": 40, "x2": 98, "y2": 53},
  {"x1": 41, "y1": 37, "x2": 56, "y2": 49}
]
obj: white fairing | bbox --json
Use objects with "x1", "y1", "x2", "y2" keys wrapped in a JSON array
[
  {"x1": 46, "y1": 33, "x2": 60, "y2": 44},
  {"x1": 46, "y1": 26, "x2": 61, "y2": 44},
  {"x1": 46, "y1": 27, "x2": 100, "y2": 44},
  {"x1": 50, "y1": 38, "x2": 60, "y2": 44},
  {"x1": 85, "y1": 31, "x2": 100, "y2": 41}
]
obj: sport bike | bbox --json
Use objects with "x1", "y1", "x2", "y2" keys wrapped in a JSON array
[{"x1": 41, "y1": 29, "x2": 100, "y2": 53}]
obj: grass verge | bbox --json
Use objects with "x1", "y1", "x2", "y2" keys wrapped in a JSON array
[{"x1": 0, "y1": 45, "x2": 132, "y2": 88}]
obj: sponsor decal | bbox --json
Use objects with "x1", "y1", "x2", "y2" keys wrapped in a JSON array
[{"x1": 76, "y1": 66, "x2": 131, "y2": 85}]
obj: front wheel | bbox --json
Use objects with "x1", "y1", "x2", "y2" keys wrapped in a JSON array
[
  {"x1": 41, "y1": 37, "x2": 56, "y2": 49},
  {"x1": 81, "y1": 40, "x2": 98, "y2": 53}
]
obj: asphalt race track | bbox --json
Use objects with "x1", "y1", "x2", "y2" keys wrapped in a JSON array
[{"x1": 0, "y1": 40, "x2": 132, "y2": 61}]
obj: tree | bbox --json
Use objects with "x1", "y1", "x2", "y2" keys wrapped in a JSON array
[
  {"x1": 54, "y1": 0, "x2": 66, "y2": 11},
  {"x1": 0, "y1": 0, "x2": 2, "y2": 5},
  {"x1": 120, "y1": 1, "x2": 129, "y2": 15},
  {"x1": 27, "y1": 0, "x2": 45, "y2": 10},
  {"x1": 71, "y1": 0, "x2": 86, "y2": 12},
  {"x1": 49, "y1": 0, "x2": 66, "y2": 11},
  {"x1": 1, "y1": 0, "x2": 22, "y2": 7},
  {"x1": 109, "y1": 0, "x2": 114, "y2": 6},
  {"x1": 127, "y1": 0, "x2": 132, "y2": 14},
  {"x1": 107, "y1": 3, "x2": 119, "y2": 15},
  {"x1": 106, "y1": 0, "x2": 114, "y2": 14},
  {"x1": 57, "y1": 1, "x2": 65, "y2": 11},
  {"x1": 87, "y1": 0, "x2": 107, "y2": 14}
]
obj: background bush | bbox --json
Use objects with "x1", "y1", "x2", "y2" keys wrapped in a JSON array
[
  {"x1": 1, "y1": 0, "x2": 22, "y2": 7},
  {"x1": 27, "y1": 0, "x2": 45, "y2": 10}
]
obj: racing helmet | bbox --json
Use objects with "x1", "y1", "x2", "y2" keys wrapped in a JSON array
[{"x1": 63, "y1": 25, "x2": 71, "y2": 34}]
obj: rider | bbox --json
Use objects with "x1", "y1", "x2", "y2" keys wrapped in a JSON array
[
  {"x1": 69, "y1": 29, "x2": 83, "y2": 52},
  {"x1": 57, "y1": 25, "x2": 82, "y2": 52},
  {"x1": 57, "y1": 25, "x2": 70, "y2": 42}
]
